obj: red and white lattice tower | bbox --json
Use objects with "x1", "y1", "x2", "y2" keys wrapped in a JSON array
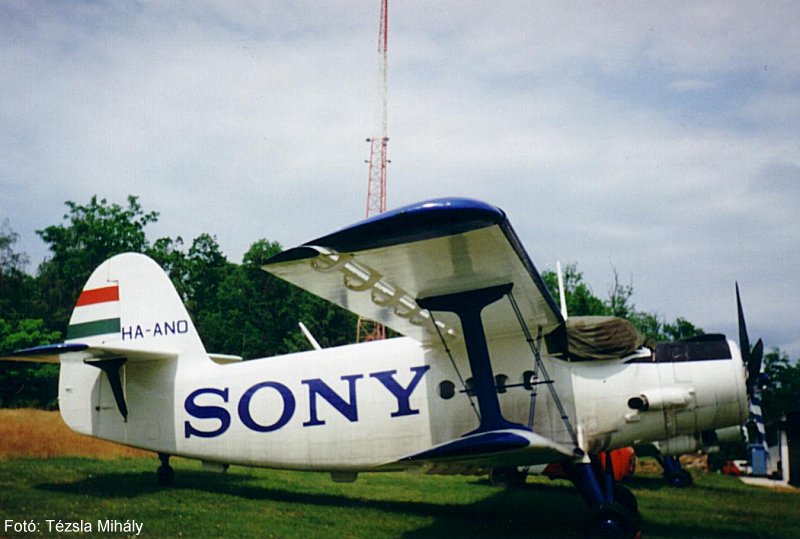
[{"x1": 356, "y1": 0, "x2": 389, "y2": 343}]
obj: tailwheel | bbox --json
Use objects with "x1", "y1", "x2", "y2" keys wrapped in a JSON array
[
  {"x1": 157, "y1": 453, "x2": 174, "y2": 487},
  {"x1": 586, "y1": 502, "x2": 641, "y2": 539}
]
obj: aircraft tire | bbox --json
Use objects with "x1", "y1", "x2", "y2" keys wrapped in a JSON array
[
  {"x1": 489, "y1": 467, "x2": 527, "y2": 488},
  {"x1": 585, "y1": 502, "x2": 641, "y2": 539},
  {"x1": 157, "y1": 464, "x2": 174, "y2": 486},
  {"x1": 157, "y1": 453, "x2": 174, "y2": 487},
  {"x1": 612, "y1": 484, "x2": 639, "y2": 516}
]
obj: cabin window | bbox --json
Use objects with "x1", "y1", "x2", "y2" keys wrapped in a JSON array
[
  {"x1": 495, "y1": 374, "x2": 508, "y2": 394},
  {"x1": 438, "y1": 380, "x2": 456, "y2": 400}
]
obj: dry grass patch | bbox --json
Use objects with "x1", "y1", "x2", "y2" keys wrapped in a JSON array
[{"x1": 0, "y1": 408, "x2": 151, "y2": 459}]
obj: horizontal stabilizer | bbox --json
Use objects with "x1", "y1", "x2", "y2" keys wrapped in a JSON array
[
  {"x1": 2, "y1": 343, "x2": 89, "y2": 363},
  {"x1": 88, "y1": 344, "x2": 178, "y2": 362},
  {"x1": 401, "y1": 429, "x2": 580, "y2": 468},
  {"x1": 1, "y1": 341, "x2": 179, "y2": 422},
  {"x1": 2, "y1": 342, "x2": 177, "y2": 363},
  {"x1": 208, "y1": 353, "x2": 243, "y2": 364}
]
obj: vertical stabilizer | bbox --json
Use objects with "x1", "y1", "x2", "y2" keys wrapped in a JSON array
[{"x1": 66, "y1": 252, "x2": 206, "y2": 357}]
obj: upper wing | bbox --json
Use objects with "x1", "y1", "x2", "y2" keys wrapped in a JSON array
[{"x1": 263, "y1": 198, "x2": 564, "y2": 346}]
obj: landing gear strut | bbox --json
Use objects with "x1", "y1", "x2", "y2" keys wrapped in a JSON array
[
  {"x1": 157, "y1": 453, "x2": 174, "y2": 486},
  {"x1": 566, "y1": 453, "x2": 641, "y2": 538},
  {"x1": 658, "y1": 455, "x2": 693, "y2": 488}
]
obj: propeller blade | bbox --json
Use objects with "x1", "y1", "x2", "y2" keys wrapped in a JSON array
[
  {"x1": 747, "y1": 338, "x2": 764, "y2": 397},
  {"x1": 736, "y1": 282, "x2": 751, "y2": 365}
]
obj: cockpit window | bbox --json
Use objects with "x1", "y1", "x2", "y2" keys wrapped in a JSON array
[{"x1": 653, "y1": 335, "x2": 731, "y2": 362}]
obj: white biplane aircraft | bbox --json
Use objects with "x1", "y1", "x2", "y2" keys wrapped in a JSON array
[{"x1": 4, "y1": 198, "x2": 761, "y2": 538}]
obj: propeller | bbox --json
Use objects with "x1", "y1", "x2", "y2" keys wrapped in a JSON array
[{"x1": 736, "y1": 282, "x2": 764, "y2": 398}]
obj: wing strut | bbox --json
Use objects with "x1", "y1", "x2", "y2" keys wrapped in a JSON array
[
  {"x1": 419, "y1": 283, "x2": 528, "y2": 434},
  {"x1": 429, "y1": 311, "x2": 482, "y2": 423},
  {"x1": 507, "y1": 291, "x2": 582, "y2": 452}
]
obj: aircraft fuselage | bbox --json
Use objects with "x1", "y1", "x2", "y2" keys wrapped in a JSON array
[{"x1": 58, "y1": 334, "x2": 747, "y2": 473}]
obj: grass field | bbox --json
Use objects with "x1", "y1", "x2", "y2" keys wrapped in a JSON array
[
  {"x1": 1, "y1": 410, "x2": 798, "y2": 538},
  {"x1": 0, "y1": 409, "x2": 149, "y2": 459}
]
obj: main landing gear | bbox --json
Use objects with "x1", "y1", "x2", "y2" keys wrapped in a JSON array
[
  {"x1": 658, "y1": 455, "x2": 693, "y2": 488},
  {"x1": 566, "y1": 453, "x2": 642, "y2": 539},
  {"x1": 157, "y1": 453, "x2": 174, "y2": 486},
  {"x1": 420, "y1": 285, "x2": 638, "y2": 535}
]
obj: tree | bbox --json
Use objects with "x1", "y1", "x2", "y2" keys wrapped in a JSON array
[
  {"x1": 183, "y1": 233, "x2": 229, "y2": 310},
  {"x1": 7, "y1": 194, "x2": 720, "y2": 411},
  {"x1": 242, "y1": 238, "x2": 359, "y2": 352},
  {"x1": 541, "y1": 263, "x2": 609, "y2": 317},
  {"x1": 0, "y1": 319, "x2": 61, "y2": 408},
  {"x1": 541, "y1": 263, "x2": 703, "y2": 342},
  {"x1": 146, "y1": 236, "x2": 189, "y2": 298},
  {"x1": 36, "y1": 196, "x2": 159, "y2": 332},
  {"x1": 240, "y1": 239, "x2": 299, "y2": 355},
  {"x1": 761, "y1": 348, "x2": 800, "y2": 423},
  {"x1": 222, "y1": 238, "x2": 355, "y2": 357},
  {"x1": 0, "y1": 219, "x2": 28, "y2": 273},
  {"x1": 662, "y1": 318, "x2": 704, "y2": 341},
  {"x1": 0, "y1": 221, "x2": 61, "y2": 407},
  {"x1": 607, "y1": 268, "x2": 635, "y2": 319},
  {"x1": 5, "y1": 195, "x2": 187, "y2": 407},
  {"x1": 2, "y1": 195, "x2": 358, "y2": 406},
  {"x1": 0, "y1": 220, "x2": 41, "y2": 320}
]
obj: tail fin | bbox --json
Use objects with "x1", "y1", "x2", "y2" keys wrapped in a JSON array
[
  {"x1": 0, "y1": 253, "x2": 207, "y2": 430},
  {"x1": 66, "y1": 252, "x2": 207, "y2": 357}
]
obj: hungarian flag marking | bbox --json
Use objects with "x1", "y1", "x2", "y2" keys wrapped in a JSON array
[
  {"x1": 76, "y1": 285, "x2": 119, "y2": 306},
  {"x1": 68, "y1": 285, "x2": 121, "y2": 339}
]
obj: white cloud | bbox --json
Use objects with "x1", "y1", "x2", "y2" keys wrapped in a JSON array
[
  {"x1": 669, "y1": 79, "x2": 717, "y2": 92},
  {"x1": 1, "y1": 1, "x2": 799, "y2": 355}
]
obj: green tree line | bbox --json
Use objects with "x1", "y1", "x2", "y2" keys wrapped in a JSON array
[
  {"x1": 1, "y1": 196, "x2": 798, "y2": 422},
  {"x1": 0, "y1": 196, "x2": 356, "y2": 408}
]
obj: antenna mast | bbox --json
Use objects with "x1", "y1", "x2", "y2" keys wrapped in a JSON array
[
  {"x1": 356, "y1": 0, "x2": 389, "y2": 343},
  {"x1": 366, "y1": 0, "x2": 389, "y2": 218}
]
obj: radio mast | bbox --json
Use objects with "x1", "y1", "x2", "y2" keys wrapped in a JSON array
[{"x1": 356, "y1": 0, "x2": 389, "y2": 343}]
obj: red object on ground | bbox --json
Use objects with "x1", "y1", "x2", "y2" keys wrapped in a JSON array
[
  {"x1": 609, "y1": 447, "x2": 637, "y2": 481},
  {"x1": 722, "y1": 460, "x2": 742, "y2": 476}
]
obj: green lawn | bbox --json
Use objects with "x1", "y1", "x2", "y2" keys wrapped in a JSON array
[{"x1": 0, "y1": 457, "x2": 797, "y2": 538}]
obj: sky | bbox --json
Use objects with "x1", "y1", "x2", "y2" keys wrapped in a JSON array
[{"x1": 1, "y1": 1, "x2": 799, "y2": 357}]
